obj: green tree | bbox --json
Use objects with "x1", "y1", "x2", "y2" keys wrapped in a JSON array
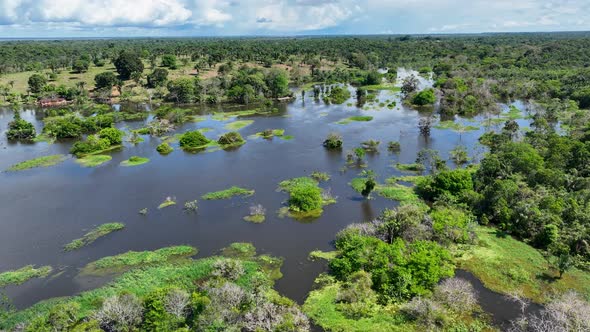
[
  {"x1": 98, "y1": 127, "x2": 123, "y2": 145},
  {"x1": 167, "y1": 78, "x2": 197, "y2": 103},
  {"x1": 147, "y1": 68, "x2": 169, "y2": 88},
  {"x1": 114, "y1": 51, "x2": 144, "y2": 80},
  {"x1": 265, "y1": 69, "x2": 290, "y2": 98},
  {"x1": 412, "y1": 89, "x2": 436, "y2": 105},
  {"x1": 94, "y1": 72, "x2": 119, "y2": 90},
  {"x1": 161, "y1": 54, "x2": 178, "y2": 69},
  {"x1": 72, "y1": 59, "x2": 90, "y2": 73},
  {"x1": 6, "y1": 111, "x2": 36, "y2": 140},
  {"x1": 28, "y1": 74, "x2": 47, "y2": 94}
]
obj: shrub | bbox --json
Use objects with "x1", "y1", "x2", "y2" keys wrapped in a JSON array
[
  {"x1": 323, "y1": 132, "x2": 343, "y2": 149},
  {"x1": 156, "y1": 142, "x2": 174, "y2": 155},
  {"x1": 94, "y1": 294, "x2": 143, "y2": 331},
  {"x1": 212, "y1": 259, "x2": 245, "y2": 281},
  {"x1": 70, "y1": 135, "x2": 111, "y2": 157},
  {"x1": 412, "y1": 89, "x2": 436, "y2": 105},
  {"x1": 288, "y1": 183, "x2": 323, "y2": 212},
  {"x1": 416, "y1": 168, "x2": 474, "y2": 202},
  {"x1": 433, "y1": 278, "x2": 477, "y2": 313},
  {"x1": 388, "y1": 141, "x2": 401, "y2": 152},
  {"x1": 98, "y1": 127, "x2": 124, "y2": 145},
  {"x1": 179, "y1": 130, "x2": 210, "y2": 149},
  {"x1": 43, "y1": 116, "x2": 83, "y2": 138},
  {"x1": 218, "y1": 131, "x2": 245, "y2": 147},
  {"x1": 6, "y1": 112, "x2": 36, "y2": 140},
  {"x1": 430, "y1": 207, "x2": 474, "y2": 243}
]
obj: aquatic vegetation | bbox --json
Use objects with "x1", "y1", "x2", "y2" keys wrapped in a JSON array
[
  {"x1": 376, "y1": 184, "x2": 421, "y2": 204},
  {"x1": 308, "y1": 250, "x2": 338, "y2": 261},
  {"x1": 412, "y1": 88, "x2": 436, "y2": 105},
  {"x1": 217, "y1": 131, "x2": 246, "y2": 148},
  {"x1": 253, "y1": 128, "x2": 285, "y2": 139},
  {"x1": 323, "y1": 86, "x2": 351, "y2": 105},
  {"x1": 388, "y1": 141, "x2": 401, "y2": 152},
  {"x1": 278, "y1": 177, "x2": 318, "y2": 193},
  {"x1": 75, "y1": 154, "x2": 112, "y2": 167},
  {"x1": 211, "y1": 109, "x2": 261, "y2": 121},
  {"x1": 0, "y1": 265, "x2": 52, "y2": 287},
  {"x1": 361, "y1": 139, "x2": 380, "y2": 152},
  {"x1": 395, "y1": 163, "x2": 426, "y2": 172},
  {"x1": 64, "y1": 223, "x2": 125, "y2": 251},
  {"x1": 201, "y1": 186, "x2": 254, "y2": 200},
  {"x1": 158, "y1": 196, "x2": 177, "y2": 209},
  {"x1": 323, "y1": 132, "x2": 343, "y2": 149},
  {"x1": 179, "y1": 130, "x2": 210, "y2": 150},
  {"x1": 336, "y1": 116, "x2": 373, "y2": 125},
  {"x1": 81, "y1": 245, "x2": 197, "y2": 275},
  {"x1": 349, "y1": 177, "x2": 368, "y2": 193},
  {"x1": 224, "y1": 119, "x2": 254, "y2": 131},
  {"x1": 183, "y1": 199, "x2": 198, "y2": 212},
  {"x1": 156, "y1": 142, "x2": 174, "y2": 155},
  {"x1": 434, "y1": 121, "x2": 480, "y2": 132},
  {"x1": 221, "y1": 242, "x2": 257, "y2": 258},
  {"x1": 138, "y1": 208, "x2": 148, "y2": 215},
  {"x1": 120, "y1": 156, "x2": 150, "y2": 167},
  {"x1": 243, "y1": 204, "x2": 266, "y2": 223},
  {"x1": 505, "y1": 105, "x2": 523, "y2": 120},
  {"x1": 6, "y1": 154, "x2": 67, "y2": 171},
  {"x1": 310, "y1": 171, "x2": 330, "y2": 182},
  {"x1": 6, "y1": 111, "x2": 36, "y2": 141},
  {"x1": 385, "y1": 175, "x2": 424, "y2": 184},
  {"x1": 358, "y1": 84, "x2": 401, "y2": 92}
]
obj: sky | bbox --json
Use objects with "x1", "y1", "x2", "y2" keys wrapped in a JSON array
[{"x1": 0, "y1": 0, "x2": 589, "y2": 38}]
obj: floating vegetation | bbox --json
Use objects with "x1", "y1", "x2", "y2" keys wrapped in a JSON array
[
  {"x1": 221, "y1": 242, "x2": 256, "y2": 259},
  {"x1": 211, "y1": 109, "x2": 261, "y2": 121},
  {"x1": 252, "y1": 128, "x2": 285, "y2": 139},
  {"x1": 336, "y1": 115, "x2": 373, "y2": 125},
  {"x1": 385, "y1": 175, "x2": 424, "y2": 184},
  {"x1": 243, "y1": 204, "x2": 266, "y2": 223},
  {"x1": 138, "y1": 208, "x2": 148, "y2": 215},
  {"x1": 361, "y1": 139, "x2": 380, "y2": 152},
  {"x1": 64, "y1": 223, "x2": 125, "y2": 251},
  {"x1": 81, "y1": 245, "x2": 197, "y2": 275},
  {"x1": 75, "y1": 154, "x2": 112, "y2": 167},
  {"x1": 349, "y1": 177, "x2": 368, "y2": 193},
  {"x1": 277, "y1": 176, "x2": 318, "y2": 192},
  {"x1": 358, "y1": 84, "x2": 401, "y2": 92},
  {"x1": 0, "y1": 265, "x2": 52, "y2": 287},
  {"x1": 388, "y1": 141, "x2": 401, "y2": 152},
  {"x1": 120, "y1": 156, "x2": 150, "y2": 167},
  {"x1": 375, "y1": 184, "x2": 421, "y2": 204},
  {"x1": 201, "y1": 186, "x2": 254, "y2": 200},
  {"x1": 224, "y1": 120, "x2": 254, "y2": 131},
  {"x1": 278, "y1": 176, "x2": 334, "y2": 220},
  {"x1": 310, "y1": 171, "x2": 331, "y2": 182},
  {"x1": 158, "y1": 196, "x2": 176, "y2": 209},
  {"x1": 6, "y1": 154, "x2": 67, "y2": 171},
  {"x1": 156, "y1": 142, "x2": 173, "y2": 155},
  {"x1": 308, "y1": 250, "x2": 338, "y2": 261},
  {"x1": 434, "y1": 121, "x2": 480, "y2": 132},
  {"x1": 395, "y1": 163, "x2": 425, "y2": 172},
  {"x1": 183, "y1": 199, "x2": 198, "y2": 212}
]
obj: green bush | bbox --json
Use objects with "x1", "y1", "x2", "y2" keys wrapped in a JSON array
[
  {"x1": 412, "y1": 89, "x2": 436, "y2": 105},
  {"x1": 430, "y1": 207, "x2": 473, "y2": 243},
  {"x1": 98, "y1": 127, "x2": 124, "y2": 145},
  {"x1": 323, "y1": 132, "x2": 343, "y2": 149},
  {"x1": 43, "y1": 116, "x2": 83, "y2": 138},
  {"x1": 288, "y1": 183, "x2": 323, "y2": 212},
  {"x1": 179, "y1": 130, "x2": 210, "y2": 149},
  {"x1": 416, "y1": 168, "x2": 474, "y2": 202},
  {"x1": 156, "y1": 142, "x2": 174, "y2": 154},
  {"x1": 217, "y1": 131, "x2": 245, "y2": 147},
  {"x1": 6, "y1": 112, "x2": 36, "y2": 140},
  {"x1": 70, "y1": 135, "x2": 111, "y2": 157}
]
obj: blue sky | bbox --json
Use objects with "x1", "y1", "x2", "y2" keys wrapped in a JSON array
[{"x1": 0, "y1": 0, "x2": 589, "y2": 38}]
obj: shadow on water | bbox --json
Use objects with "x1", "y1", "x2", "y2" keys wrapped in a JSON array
[{"x1": 455, "y1": 270, "x2": 543, "y2": 328}]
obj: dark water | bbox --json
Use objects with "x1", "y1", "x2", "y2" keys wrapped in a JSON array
[
  {"x1": 0, "y1": 70, "x2": 533, "y2": 323},
  {"x1": 456, "y1": 270, "x2": 543, "y2": 328}
]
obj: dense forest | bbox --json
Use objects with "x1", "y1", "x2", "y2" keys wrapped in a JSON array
[{"x1": 2, "y1": 33, "x2": 590, "y2": 331}]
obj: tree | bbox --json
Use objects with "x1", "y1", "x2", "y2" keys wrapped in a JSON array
[
  {"x1": 412, "y1": 89, "x2": 436, "y2": 105},
  {"x1": 72, "y1": 59, "x2": 90, "y2": 73},
  {"x1": 147, "y1": 68, "x2": 169, "y2": 88},
  {"x1": 98, "y1": 127, "x2": 123, "y2": 145},
  {"x1": 6, "y1": 111, "x2": 36, "y2": 140},
  {"x1": 179, "y1": 130, "x2": 210, "y2": 149},
  {"x1": 288, "y1": 183, "x2": 323, "y2": 212},
  {"x1": 265, "y1": 69, "x2": 290, "y2": 98},
  {"x1": 401, "y1": 75, "x2": 419, "y2": 97},
  {"x1": 418, "y1": 117, "x2": 432, "y2": 136},
  {"x1": 161, "y1": 54, "x2": 178, "y2": 69},
  {"x1": 94, "y1": 72, "x2": 118, "y2": 90},
  {"x1": 167, "y1": 78, "x2": 197, "y2": 103},
  {"x1": 323, "y1": 132, "x2": 343, "y2": 149},
  {"x1": 28, "y1": 73, "x2": 47, "y2": 93},
  {"x1": 556, "y1": 253, "x2": 573, "y2": 278},
  {"x1": 363, "y1": 71, "x2": 381, "y2": 86},
  {"x1": 114, "y1": 51, "x2": 144, "y2": 80}
]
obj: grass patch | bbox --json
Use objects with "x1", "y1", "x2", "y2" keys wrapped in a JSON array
[
  {"x1": 221, "y1": 242, "x2": 257, "y2": 259},
  {"x1": 358, "y1": 84, "x2": 401, "y2": 92},
  {"x1": 211, "y1": 110, "x2": 261, "y2": 121},
  {"x1": 64, "y1": 223, "x2": 125, "y2": 251},
  {"x1": 251, "y1": 129, "x2": 286, "y2": 139},
  {"x1": 385, "y1": 175, "x2": 424, "y2": 184},
  {"x1": 158, "y1": 196, "x2": 177, "y2": 209},
  {"x1": 224, "y1": 119, "x2": 254, "y2": 130},
  {"x1": 0, "y1": 265, "x2": 52, "y2": 287},
  {"x1": 6, "y1": 154, "x2": 67, "y2": 171},
  {"x1": 75, "y1": 155, "x2": 112, "y2": 167},
  {"x1": 395, "y1": 163, "x2": 425, "y2": 172},
  {"x1": 376, "y1": 184, "x2": 421, "y2": 204},
  {"x1": 81, "y1": 245, "x2": 197, "y2": 275},
  {"x1": 434, "y1": 121, "x2": 480, "y2": 132},
  {"x1": 350, "y1": 177, "x2": 368, "y2": 193},
  {"x1": 505, "y1": 105, "x2": 523, "y2": 120},
  {"x1": 303, "y1": 281, "x2": 414, "y2": 332},
  {"x1": 120, "y1": 156, "x2": 150, "y2": 167},
  {"x1": 277, "y1": 177, "x2": 318, "y2": 192},
  {"x1": 243, "y1": 214, "x2": 265, "y2": 223},
  {"x1": 456, "y1": 226, "x2": 590, "y2": 303},
  {"x1": 336, "y1": 116, "x2": 374, "y2": 125},
  {"x1": 201, "y1": 186, "x2": 254, "y2": 200},
  {"x1": 310, "y1": 171, "x2": 331, "y2": 182},
  {"x1": 308, "y1": 250, "x2": 338, "y2": 261}
]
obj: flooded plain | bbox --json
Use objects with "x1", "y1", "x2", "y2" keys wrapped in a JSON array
[{"x1": 0, "y1": 71, "x2": 534, "y2": 326}]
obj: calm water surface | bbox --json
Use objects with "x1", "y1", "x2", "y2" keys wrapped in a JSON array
[{"x1": 0, "y1": 70, "x2": 533, "y2": 325}]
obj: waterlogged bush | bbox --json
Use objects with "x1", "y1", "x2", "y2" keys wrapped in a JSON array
[
  {"x1": 323, "y1": 132, "x2": 343, "y2": 149},
  {"x1": 98, "y1": 127, "x2": 124, "y2": 145},
  {"x1": 324, "y1": 86, "x2": 351, "y2": 105},
  {"x1": 184, "y1": 200, "x2": 198, "y2": 212},
  {"x1": 6, "y1": 112, "x2": 36, "y2": 140},
  {"x1": 70, "y1": 135, "x2": 111, "y2": 157},
  {"x1": 412, "y1": 89, "x2": 436, "y2": 106},
  {"x1": 416, "y1": 168, "x2": 474, "y2": 202},
  {"x1": 156, "y1": 142, "x2": 174, "y2": 155},
  {"x1": 288, "y1": 183, "x2": 323, "y2": 212},
  {"x1": 179, "y1": 130, "x2": 210, "y2": 150},
  {"x1": 388, "y1": 141, "x2": 401, "y2": 152},
  {"x1": 218, "y1": 131, "x2": 245, "y2": 147}
]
